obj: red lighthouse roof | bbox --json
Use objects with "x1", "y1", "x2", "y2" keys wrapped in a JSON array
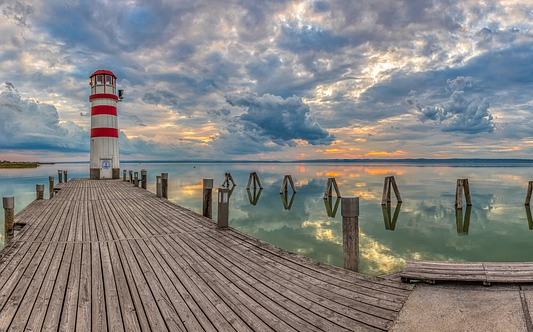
[{"x1": 91, "y1": 69, "x2": 116, "y2": 78}]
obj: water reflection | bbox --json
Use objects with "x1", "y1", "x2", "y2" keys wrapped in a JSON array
[
  {"x1": 382, "y1": 202, "x2": 402, "y2": 230},
  {"x1": 246, "y1": 188, "x2": 263, "y2": 206},
  {"x1": 455, "y1": 206, "x2": 472, "y2": 235},
  {"x1": 324, "y1": 196, "x2": 341, "y2": 218},
  {"x1": 280, "y1": 191, "x2": 296, "y2": 210},
  {"x1": 526, "y1": 205, "x2": 533, "y2": 230}
]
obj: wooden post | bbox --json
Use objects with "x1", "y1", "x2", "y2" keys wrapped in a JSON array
[
  {"x1": 58, "y1": 170, "x2": 63, "y2": 183},
  {"x1": 63, "y1": 170, "x2": 68, "y2": 183},
  {"x1": 141, "y1": 169, "x2": 147, "y2": 189},
  {"x1": 455, "y1": 179, "x2": 472, "y2": 209},
  {"x1": 381, "y1": 176, "x2": 402, "y2": 205},
  {"x1": 280, "y1": 175, "x2": 296, "y2": 194},
  {"x1": 129, "y1": 170, "x2": 133, "y2": 183},
  {"x1": 134, "y1": 172, "x2": 139, "y2": 187},
  {"x1": 203, "y1": 179, "x2": 213, "y2": 219},
  {"x1": 526, "y1": 181, "x2": 533, "y2": 205},
  {"x1": 222, "y1": 172, "x2": 236, "y2": 189},
  {"x1": 341, "y1": 197, "x2": 359, "y2": 272},
  {"x1": 3, "y1": 197, "x2": 14, "y2": 245},
  {"x1": 49, "y1": 176, "x2": 54, "y2": 199},
  {"x1": 156, "y1": 176, "x2": 162, "y2": 198},
  {"x1": 217, "y1": 187, "x2": 230, "y2": 228},
  {"x1": 246, "y1": 172, "x2": 263, "y2": 190},
  {"x1": 123, "y1": 170, "x2": 127, "y2": 181},
  {"x1": 36, "y1": 184, "x2": 44, "y2": 200},
  {"x1": 161, "y1": 173, "x2": 168, "y2": 199},
  {"x1": 324, "y1": 178, "x2": 341, "y2": 199}
]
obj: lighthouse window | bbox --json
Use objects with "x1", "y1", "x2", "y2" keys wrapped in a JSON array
[
  {"x1": 105, "y1": 75, "x2": 112, "y2": 85},
  {"x1": 96, "y1": 75, "x2": 103, "y2": 84}
]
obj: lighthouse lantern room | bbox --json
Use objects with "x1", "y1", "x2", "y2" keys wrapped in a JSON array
[{"x1": 89, "y1": 69, "x2": 121, "y2": 179}]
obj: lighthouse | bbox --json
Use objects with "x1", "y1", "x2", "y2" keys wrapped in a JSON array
[{"x1": 89, "y1": 70, "x2": 122, "y2": 179}]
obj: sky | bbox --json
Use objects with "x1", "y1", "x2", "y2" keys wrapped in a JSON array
[{"x1": 1, "y1": 0, "x2": 533, "y2": 162}]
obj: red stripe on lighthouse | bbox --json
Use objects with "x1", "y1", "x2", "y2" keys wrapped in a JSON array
[
  {"x1": 89, "y1": 93, "x2": 118, "y2": 101},
  {"x1": 91, "y1": 105, "x2": 117, "y2": 116},
  {"x1": 91, "y1": 128, "x2": 119, "y2": 138}
]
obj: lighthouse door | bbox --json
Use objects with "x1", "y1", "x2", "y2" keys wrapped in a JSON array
[{"x1": 100, "y1": 159, "x2": 113, "y2": 179}]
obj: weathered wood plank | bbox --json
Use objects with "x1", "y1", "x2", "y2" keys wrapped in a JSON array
[{"x1": 0, "y1": 179, "x2": 414, "y2": 332}]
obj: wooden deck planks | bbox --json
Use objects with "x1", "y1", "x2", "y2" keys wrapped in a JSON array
[
  {"x1": 401, "y1": 260, "x2": 533, "y2": 285},
  {"x1": 0, "y1": 178, "x2": 413, "y2": 331}
]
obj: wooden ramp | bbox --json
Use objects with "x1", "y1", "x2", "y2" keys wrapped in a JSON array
[
  {"x1": 401, "y1": 260, "x2": 533, "y2": 286},
  {"x1": 0, "y1": 179, "x2": 413, "y2": 331}
]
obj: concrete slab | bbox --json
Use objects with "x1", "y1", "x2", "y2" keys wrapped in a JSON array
[
  {"x1": 390, "y1": 283, "x2": 528, "y2": 332},
  {"x1": 517, "y1": 284, "x2": 533, "y2": 329}
]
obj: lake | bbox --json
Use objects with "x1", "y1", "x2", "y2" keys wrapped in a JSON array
[{"x1": 1, "y1": 161, "x2": 533, "y2": 276}]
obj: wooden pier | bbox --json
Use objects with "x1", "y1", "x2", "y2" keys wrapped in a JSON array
[{"x1": 0, "y1": 179, "x2": 412, "y2": 331}]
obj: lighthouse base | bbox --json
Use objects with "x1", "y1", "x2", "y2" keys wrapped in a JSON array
[
  {"x1": 112, "y1": 168, "x2": 120, "y2": 179},
  {"x1": 90, "y1": 168, "x2": 100, "y2": 180}
]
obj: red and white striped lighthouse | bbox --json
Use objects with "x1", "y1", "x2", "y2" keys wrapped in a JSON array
[{"x1": 89, "y1": 70, "x2": 121, "y2": 179}]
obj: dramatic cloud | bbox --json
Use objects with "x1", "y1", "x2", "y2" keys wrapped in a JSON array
[
  {"x1": 222, "y1": 93, "x2": 335, "y2": 148},
  {"x1": 410, "y1": 77, "x2": 495, "y2": 134},
  {"x1": 0, "y1": 82, "x2": 88, "y2": 152},
  {"x1": 1, "y1": 1, "x2": 533, "y2": 160}
]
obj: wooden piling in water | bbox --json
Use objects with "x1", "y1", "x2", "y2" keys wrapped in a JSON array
[
  {"x1": 49, "y1": 176, "x2": 54, "y2": 199},
  {"x1": 526, "y1": 181, "x2": 533, "y2": 205},
  {"x1": 217, "y1": 187, "x2": 229, "y2": 228},
  {"x1": 280, "y1": 175, "x2": 296, "y2": 194},
  {"x1": 141, "y1": 169, "x2": 147, "y2": 189},
  {"x1": 222, "y1": 172, "x2": 236, "y2": 189},
  {"x1": 129, "y1": 170, "x2": 133, "y2": 183},
  {"x1": 161, "y1": 173, "x2": 168, "y2": 199},
  {"x1": 63, "y1": 171, "x2": 68, "y2": 183},
  {"x1": 381, "y1": 176, "x2": 402, "y2": 205},
  {"x1": 3, "y1": 197, "x2": 14, "y2": 245},
  {"x1": 324, "y1": 177, "x2": 341, "y2": 199},
  {"x1": 58, "y1": 170, "x2": 63, "y2": 183},
  {"x1": 123, "y1": 170, "x2": 127, "y2": 181},
  {"x1": 36, "y1": 184, "x2": 44, "y2": 200},
  {"x1": 455, "y1": 179, "x2": 472, "y2": 209},
  {"x1": 203, "y1": 179, "x2": 213, "y2": 219},
  {"x1": 341, "y1": 197, "x2": 359, "y2": 272},
  {"x1": 246, "y1": 172, "x2": 263, "y2": 190}
]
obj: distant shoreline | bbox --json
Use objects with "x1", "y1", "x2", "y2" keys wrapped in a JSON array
[
  {"x1": 0, "y1": 162, "x2": 55, "y2": 169},
  {"x1": 53, "y1": 158, "x2": 533, "y2": 165}
]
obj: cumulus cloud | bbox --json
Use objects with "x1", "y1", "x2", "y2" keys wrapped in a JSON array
[
  {"x1": 229, "y1": 92, "x2": 334, "y2": 144},
  {"x1": 0, "y1": 82, "x2": 89, "y2": 151},
  {"x1": 410, "y1": 77, "x2": 495, "y2": 134}
]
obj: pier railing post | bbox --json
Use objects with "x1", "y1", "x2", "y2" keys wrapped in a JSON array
[
  {"x1": 123, "y1": 170, "x2": 127, "y2": 181},
  {"x1": 129, "y1": 170, "x2": 133, "y2": 183},
  {"x1": 36, "y1": 184, "x2": 44, "y2": 200},
  {"x1": 3, "y1": 197, "x2": 14, "y2": 245},
  {"x1": 63, "y1": 171, "x2": 68, "y2": 183},
  {"x1": 58, "y1": 170, "x2": 63, "y2": 183},
  {"x1": 141, "y1": 169, "x2": 147, "y2": 189},
  {"x1": 134, "y1": 172, "x2": 139, "y2": 187},
  {"x1": 161, "y1": 173, "x2": 168, "y2": 199},
  {"x1": 49, "y1": 176, "x2": 54, "y2": 198},
  {"x1": 203, "y1": 179, "x2": 214, "y2": 219},
  {"x1": 156, "y1": 176, "x2": 162, "y2": 198},
  {"x1": 217, "y1": 187, "x2": 230, "y2": 228},
  {"x1": 341, "y1": 197, "x2": 359, "y2": 272}
]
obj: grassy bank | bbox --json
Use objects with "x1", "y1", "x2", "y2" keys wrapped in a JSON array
[{"x1": 0, "y1": 163, "x2": 40, "y2": 169}]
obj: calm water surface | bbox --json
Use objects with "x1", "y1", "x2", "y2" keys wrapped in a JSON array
[{"x1": 1, "y1": 162, "x2": 533, "y2": 276}]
